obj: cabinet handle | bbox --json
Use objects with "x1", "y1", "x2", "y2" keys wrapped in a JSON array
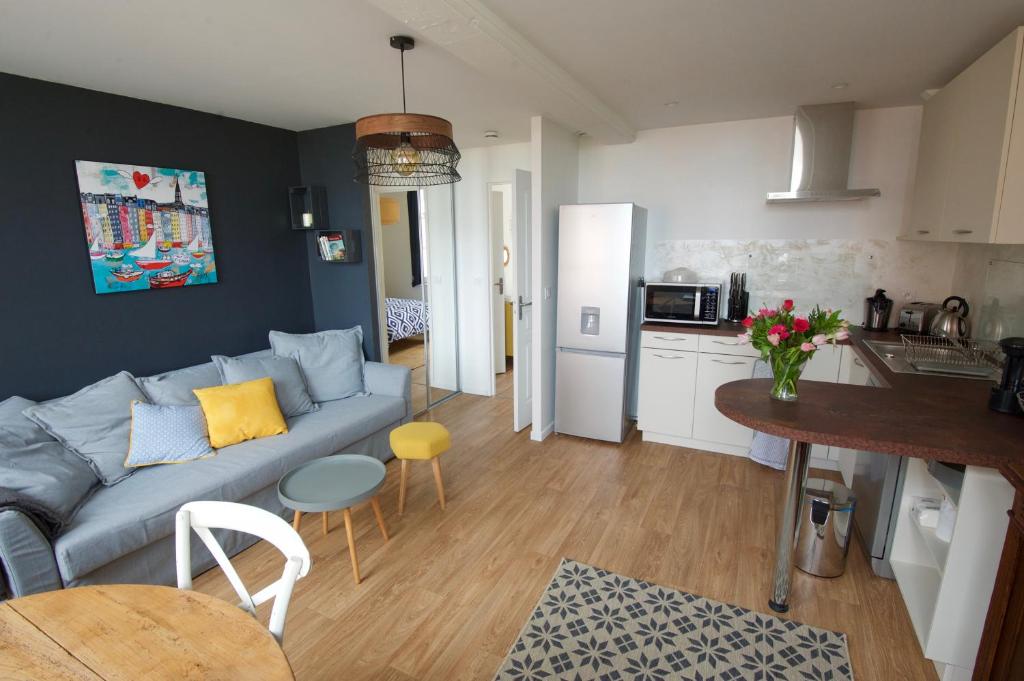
[
  {"x1": 653, "y1": 336, "x2": 688, "y2": 341},
  {"x1": 711, "y1": 340, "x2": 738, "y2": 346},
  {"x1": 853, "y1": 358, "x2": 865, "y2": 368},
  {"x1": 653, "y1": 354, "x2": 687, "y2": 359},
  {"x1": 952, "y1": 229, "x2": 973, "y2": 235},
  {"x1": 916, "y1": 230, "x2": 930, "y2": 235},
  {"x1": 711, "y1": 359, "x2": 747, "y2": 365}
]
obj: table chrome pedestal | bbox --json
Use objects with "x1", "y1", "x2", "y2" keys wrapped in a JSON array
[{"x1": 769, "y1": 440, "x2": 812, "y2": 613}]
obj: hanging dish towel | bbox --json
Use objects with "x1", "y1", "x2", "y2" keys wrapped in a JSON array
[{"x1": 748, "y1": 359, "x2": 789, "y2": 471}]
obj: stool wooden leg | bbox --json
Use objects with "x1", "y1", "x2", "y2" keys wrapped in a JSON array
[
  {"x1": 322, "y1": 512, "x2": 329, "y2": 537},
  {"x1": 371, "y1": 496, "x2": 389, "y2": 542},
  {"x1": 431, "y1": 458, "x2": 446, "y2": 510},
  {"x1": 398, "y1": 460, "x2": 409, "y2": 515},
  {"x1": 292, "y1": 511, "x2": 301, "y2": 532},
  {"x1": 343, "y1": 508, "x2": 360, "y2": 584}
]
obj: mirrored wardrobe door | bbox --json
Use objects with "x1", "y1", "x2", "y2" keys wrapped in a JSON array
[{"x1": 419, "y1": 184, "x2": 460, "y2": 409}]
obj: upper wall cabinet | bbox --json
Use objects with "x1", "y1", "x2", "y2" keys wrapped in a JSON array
[{"x1": 905, "y1": 27, "x2": 1024, "y2": 244}]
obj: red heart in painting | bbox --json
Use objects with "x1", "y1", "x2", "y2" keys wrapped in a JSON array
[{"x1": 132, "y1": 171, "x2": 150, "y2": 189}]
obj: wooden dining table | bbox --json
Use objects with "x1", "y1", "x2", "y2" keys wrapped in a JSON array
[{"x1": 0, "y1": 584, "x2": 294, "y2": 681}]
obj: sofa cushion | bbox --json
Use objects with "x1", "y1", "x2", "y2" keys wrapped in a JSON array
[
  {"x1": 193, "y1": 378, "x2": 289, "y2": 448},
  {"x1": 138, "y1": 362, "x2": 222, "y2": 406},
  {"x1": 53, "y1": 394, "x2": 406, "y2": 582},
  {"x1": 211, "y1": 354, "x2": 317, "y2": 418},
  {"x1": 125, "y1": 402, "x2": 215, "y2": 468},
  {"x1": 0, "y1": 396, "x2": 53, "y2": 447},
  {"x1": 269, "y1": 328, "x2": 366, "y2": 402},
  {"x1": 1, "y1": 440, "x2": 99, "y2": 526},
  {"x1": 22, "y1": 372, "x2": 147, "y2": 486}
]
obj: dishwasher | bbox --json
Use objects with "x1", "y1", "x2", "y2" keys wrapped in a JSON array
[{"x1": 850, "y1": 373, "x2": 906, "y2": 579}]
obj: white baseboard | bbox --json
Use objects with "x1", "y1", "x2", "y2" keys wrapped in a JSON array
[
  {"x1": 531, "y1": 421, "x2": 554, "y2": 442},
  {"x1": 641, "y1": 430, "x2": 835, "y2": 470}
]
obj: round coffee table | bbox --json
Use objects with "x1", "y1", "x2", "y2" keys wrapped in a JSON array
[{"x1": 277, "y1": 454, "x2": 389, "y2": 584}]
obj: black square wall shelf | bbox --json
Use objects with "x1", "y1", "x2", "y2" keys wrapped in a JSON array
[{"x1": 289, "y1": 185, "x2": 328, "y2": 230}]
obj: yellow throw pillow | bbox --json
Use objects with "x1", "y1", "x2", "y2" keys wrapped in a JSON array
[{"x1": 193, "y1": 377, "x2": 288, "y2": 448}]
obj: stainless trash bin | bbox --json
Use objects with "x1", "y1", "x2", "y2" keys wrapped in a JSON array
[{"x1": 795, "y1": 478, "x2": 856, "y2": 578}]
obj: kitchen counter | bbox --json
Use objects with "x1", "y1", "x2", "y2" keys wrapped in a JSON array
[{"x1": 714, "y1": 328, "x2": 1023, "y2": 470}]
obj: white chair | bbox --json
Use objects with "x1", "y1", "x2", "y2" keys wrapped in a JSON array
[{"x1": 175, "y1": 501, "x2": 311, "y2": 644}]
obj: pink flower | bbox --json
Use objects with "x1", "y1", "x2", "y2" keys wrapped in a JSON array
[
  {"x1": 768, "y1": 323, "x2": 790, "y2": 340},
  {"x1": 767, "y1": 333, "x2": 781, "y2": 347},
  {"x1": 758, "y1": 307, "x2": 773, "y2": 317},
  {"x1": 736, "y1": 333, "x2": 750, "y2": 344},
  {"x1": 835, "y1": 329, "x2": 850, "y2": 341},
  {"x1": 741, "y1": 316, "x2": 754, "y2": 328},
  {"x1": 782, "y1": 299, "x2": 794, "y2": 311},
  {"x1": 800, "y1": 342, "x2": 816, "y2": 352},
  {"x1": 811, "y1": 333, "x2": 827, "y2": 346},
  {"x1": 792, "y1": 317, "x2": 810, "y2": 333}
]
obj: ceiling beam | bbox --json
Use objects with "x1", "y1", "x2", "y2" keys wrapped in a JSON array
[{"x1": 366, "y1": 0, "x2": 636, "y2": 144}]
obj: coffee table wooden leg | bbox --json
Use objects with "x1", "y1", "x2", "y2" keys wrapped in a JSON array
[
  {"x1": 398, "y1": 460, "x2": 409, "y2": 515},
  {"x1": 322, "y1": 512, "x2": 329, "y2": 537},
  {"x1": 343, "y1": 508, "x2": 360, "y2": 584},
  {"x1": 431, "y1": 458, "x2": 446, "y2": 510},
  {"x1": 371, "y1": 496, "x2": 389, "y2": 542},
  {"x1": 292, "y1": 511, "x2": 301, "y2": 532}
]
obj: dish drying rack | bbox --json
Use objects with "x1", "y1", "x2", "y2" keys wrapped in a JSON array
[{"x1": 900, "y1": 335, "x2": 1003, "y2": 377}]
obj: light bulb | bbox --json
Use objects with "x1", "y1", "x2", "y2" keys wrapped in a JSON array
[{"x1": 390, "y1": 139, "x2": 421, "y2": 176}]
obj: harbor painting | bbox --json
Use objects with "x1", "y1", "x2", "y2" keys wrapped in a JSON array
[{"x1": 75, "y1": 160, "x2": 218, "y2": 294}]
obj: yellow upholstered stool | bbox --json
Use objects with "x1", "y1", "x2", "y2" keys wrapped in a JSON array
[{"x1": 389, "y1": 422, "x2": 451, "y2": 514}]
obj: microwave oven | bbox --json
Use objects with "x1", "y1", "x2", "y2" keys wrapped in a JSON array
[{"x1": 643, "y1": 282, "x2": 721, "y2": 326}]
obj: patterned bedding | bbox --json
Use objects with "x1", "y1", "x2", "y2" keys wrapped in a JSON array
[{"x1": 386, "y1": 297, "x2": 429, "y2": 343}]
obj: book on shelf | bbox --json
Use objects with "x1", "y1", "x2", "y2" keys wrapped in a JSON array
[{"x1": 318, "y1": 233, "x2": 346, "y2": 261}]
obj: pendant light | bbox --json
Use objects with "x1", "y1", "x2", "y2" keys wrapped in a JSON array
[{"x1": 353, "y1": 36, "x2": 461, "y2": 186}]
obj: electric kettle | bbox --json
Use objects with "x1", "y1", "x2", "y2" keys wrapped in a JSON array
[{"x1": 930, "y1": 296, "x2": 971, "y2": 339}]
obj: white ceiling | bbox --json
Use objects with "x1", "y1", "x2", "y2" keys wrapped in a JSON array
[{"x1": 2, "y1": 0, "x2": 1023, "y2": 146}]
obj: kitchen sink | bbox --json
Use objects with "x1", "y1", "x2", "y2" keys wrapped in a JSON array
[{"x1": 861, "y1": 339, "x2": 1000, "y2": 381}]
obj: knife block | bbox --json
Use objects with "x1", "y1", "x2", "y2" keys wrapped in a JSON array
[{"x1": 726, "y1": 291, "x2": 749, "y2": 322}]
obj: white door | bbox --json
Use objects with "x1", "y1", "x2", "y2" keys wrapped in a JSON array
[
  {"x1": 555, "y1": 349, "x2": 626, "y2": 442},
  {"x1": 512, "y1": 169, "x2": 533, "y2": 432},
  {"x1": 490, "y1": 188, "x2": 507, "y2": 375}
]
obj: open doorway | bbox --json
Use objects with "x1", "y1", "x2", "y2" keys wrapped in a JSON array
[{"x1": 371, "y1": 186, "x2": 460, "y2": 415}]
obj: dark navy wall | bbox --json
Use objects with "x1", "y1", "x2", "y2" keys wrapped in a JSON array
[
  {"x1": 0, "y1": 73, "x2": 314, "y2": 400},
  {"x1": 296, "y1": 124, "x2": 380, "y2": 360}
]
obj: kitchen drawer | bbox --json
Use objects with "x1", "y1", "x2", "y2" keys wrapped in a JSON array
[
  {"x1": 698, "y1": 334, "x2": 761, "y2": 358},
  {"x1": 692, "y1": 353, "x2": 756, "y2": 448},
  {"x1": 641, "y1": 330, "x2": 700, "y2": 351},
  {"x1": 638, "y1": 348, "x2": 697, "y2": 438}
]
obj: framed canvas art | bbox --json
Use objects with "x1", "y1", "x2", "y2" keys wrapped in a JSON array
[{"x1": 75, "y1": 160, "x2": 218, "y2": 294}]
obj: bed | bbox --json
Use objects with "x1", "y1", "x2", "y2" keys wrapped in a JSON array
[{"x1": 386, "y1": 297, "x2": 429, "y2": 343}]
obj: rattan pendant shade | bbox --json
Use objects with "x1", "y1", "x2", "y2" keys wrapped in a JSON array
[{"x1": 353, "y1": 36, "x2": 461, "y2": 186}]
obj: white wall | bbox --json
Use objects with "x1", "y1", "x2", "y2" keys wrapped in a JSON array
[
  {"x1": 531, "y1": 116, "x2": 579, "y2": 440},
  {"x1": 453, "y1": 142, "x2": 531, "y2": 396},
  {"x1": 577, "y1": 105, "x2": 961, "y2": 321},
  {"x1": 379, "y1": 192, "x2": 421, "y2": 300}
]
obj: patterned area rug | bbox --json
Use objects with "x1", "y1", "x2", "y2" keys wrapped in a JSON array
[{"x1": 494, "y1": 559, "x2": 852, "y2": 681}]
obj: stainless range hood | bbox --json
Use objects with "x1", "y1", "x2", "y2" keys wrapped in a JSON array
[{"x1": 766, "y1": 102, "x2": 880, "y2": 203}]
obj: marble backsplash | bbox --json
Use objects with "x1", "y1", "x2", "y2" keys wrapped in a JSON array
[{"x1": 651, "y1": 239, "x2": 961, "y2": 326}]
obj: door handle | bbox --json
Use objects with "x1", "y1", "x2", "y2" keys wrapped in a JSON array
[
  {"x1": 517, "y1": 295, "x2": 533, "y2": 321},
  {"x1": 494, "y1": 277, "x2": 504, "y2": 295}
]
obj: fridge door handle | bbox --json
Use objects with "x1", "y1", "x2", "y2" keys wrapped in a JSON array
[
  {"x1": 558, "y1": 347, "x2": 626, "y2": 359},
  {"x1": 517, "y1": 295, "x2": 533, "y2": 321}
]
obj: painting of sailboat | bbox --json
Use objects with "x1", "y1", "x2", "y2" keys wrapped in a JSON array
[{"x1": 75, "y1": 160, "x2": 218, "y2": 294}]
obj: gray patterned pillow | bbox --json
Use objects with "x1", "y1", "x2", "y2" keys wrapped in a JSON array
[{"x1": 125, "y1": 402, "x2": 214, "y2": 468}]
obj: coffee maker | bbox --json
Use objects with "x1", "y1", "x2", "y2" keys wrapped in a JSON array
[
  {"x1": 864, "y1": 289, "x2": 894, "y2": 331},
  {"x1": 990, "y1": 337, "x2": 1024, "y2": 415}
]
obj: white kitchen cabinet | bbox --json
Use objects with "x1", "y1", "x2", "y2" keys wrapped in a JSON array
[
  {"x1": 905, "y1": 27, "x2": 1024, "y2": 244},
  {"x1": 697, "y1": 334, "x2": 761, "y2": 358},
  {"x1": 641, "y1": 330, "x2": 700, "y2": 352},
  {"x1": 691, "y1": 353, "x2": 757, "y2": 448},
  {"x1": 637, "y1": 348, "x2": 697, "y2": 438}
]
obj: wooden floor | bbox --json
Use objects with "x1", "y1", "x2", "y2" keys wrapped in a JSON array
[{"x1": 193, "y1": 379, "x2": 937, "y2": 681}]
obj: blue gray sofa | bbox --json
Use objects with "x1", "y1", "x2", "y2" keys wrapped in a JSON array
[{"x1": 0, "y1": 353, "x2": 411, "y2": 598}]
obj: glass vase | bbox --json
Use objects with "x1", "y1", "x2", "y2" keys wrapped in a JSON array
[{"x1": 770, "y1": 354, "x2": 808, "y2": 401}]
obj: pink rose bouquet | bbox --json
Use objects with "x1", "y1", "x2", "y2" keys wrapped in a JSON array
[{"x1": 738, "y1": 300, "x2": 848, "y2": 400}]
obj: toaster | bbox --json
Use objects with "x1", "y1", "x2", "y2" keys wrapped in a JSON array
[{"x1": 897, "y1": 302, "x2": 941, "y2": 334}]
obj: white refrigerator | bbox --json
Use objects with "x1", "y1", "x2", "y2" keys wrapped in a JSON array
[{"x1": 554, "y1": 203, "x2": 647, "y2": 443}]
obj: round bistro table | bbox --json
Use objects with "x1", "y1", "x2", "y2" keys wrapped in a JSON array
[
  {"x1": 0, "y1": 584, "x2": 293, "y2": 680},
  {"x1": 277, "y1": 454, "x2": 389, "y2": 584}
]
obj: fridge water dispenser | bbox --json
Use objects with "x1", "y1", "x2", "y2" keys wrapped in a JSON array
[{"x1": 580, "y1": 307, "x2": 600, "y2": 335}]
